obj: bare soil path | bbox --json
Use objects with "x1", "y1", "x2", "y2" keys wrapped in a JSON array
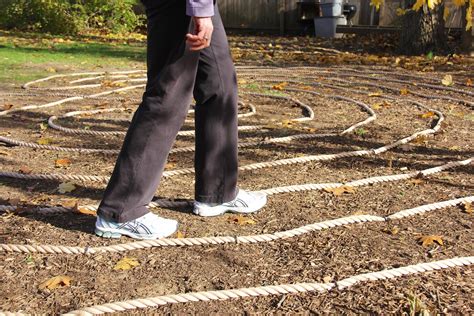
[{"x1": 0, "y1": 35, "x2": 473, "y2": 315}]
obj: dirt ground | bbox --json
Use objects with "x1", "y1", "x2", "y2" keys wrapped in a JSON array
[{"x1": 0, "y1": 35, "x2": 473, "y2": 314}]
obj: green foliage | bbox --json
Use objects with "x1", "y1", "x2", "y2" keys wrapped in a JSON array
[
  {"x1": 0, "y1": 0, "x2": 145, "y2": 35},
  {"x1": 0, "y1": 0, "x2": 79, "y2": 34},
  {"x1": 72, "y1": 0, "x2": 145, "y2": 34},
  {"x1": 354, "y1": 128, "x2": 368, "y2": 136}
]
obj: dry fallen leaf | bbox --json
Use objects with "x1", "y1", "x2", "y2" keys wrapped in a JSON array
[
  {"x1": 371, "y1": 101, "x2": 391, "y2": 110},
  {"x1": 372, "y1": 103, "x2": 382, "y2": 110},
  {"x1": 324, "y1": 186, "x2": 356, "y2": 196},
  {"x1": 407, "y1": 293, "x2": 430, "y2": 316},
  {"x1": 228, "y1": 215, "x2": 257, "y2": 226},
  {"x1": 58, "y1": 182, "x2": 76, "y2": 194},
  {"x1": 412, "y1": 135, "x2": 429, "y2": 145},
  {"x1": 101, "y1": 80, "x2": 114, "y2": 87},
  {"x1": 441, "y1": 74, "x2": 453, "y2": 86},
  {"x1": 383, "y1": 226, "x2": 400, "y2": 235},
  {"x1": 466, "y1": 78, "x2": 473, "y2": 86},
  {"x1": 18, "y1": 166, "x2": 33, "y2": 174},
  {"x1": 368, "y1": 91, "x2": 383, "y2": 97},
  {"x1": 165, "y1": 162, "x2": 176, "y2": 170},
  {"x1": 176, "y1": 231, "x2": 185, "y2": 238},
  {"x1": 390, "y1": 226, "x2": 400, "y2": 235},
  {"x1": 281, "y1": 119, "x2": 296, "y2": 128},
  {"x1": 76, "y1": 206, "x2": 96, "y2": 216},
  {"x1": 418, "y1": 235, "x2": 444, "y2": 247},
  {"x1": 306, "y1": 127, "x2": 316, "y2": 132},
  {"x1": 39, "y1": 122, "x2": 48, "y2": 131},
  {"x1": 322, "y1": 276, "x2": 333, "y2": 283},
  {"x1": 37, "y1": 138, "x2": 53, "y2": 145},
  {"x1": 39, "y1": 275, "x2": 72, "y2": 290},
  {"x1": 419, "y1": 111, "x2": 436, "y2": 119},
  {"x1": 3, "y1": 103, "x2": 14, "y2": 110},
  {"x1": 408, "y1": 178, "x2": 424, "y2": 185},
  {"x1": 114, "y1": 257, "x2": 140, "y2": 271},
  {"x1": 55, "y1": 158, "x2": 71, "y2": 167},
  {"x1": 400, "y1": 88, "x2": 409, "y2": 95},
  {"x1": 61, "y1": 199, "x2": 79, "y2": 209},
  {"x1": 461, "y1": 201, "x2": 472, "y2": 214},
  {"x1": 272, "y1": 82, "x2": 288, "y2": 91}
]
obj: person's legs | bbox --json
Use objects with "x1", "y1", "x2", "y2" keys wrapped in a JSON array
[
  {"x1": 97, "y1": 0, "x2": 266, "y2": 232},
  {"x1": 192, "y1": 4, "x2": 267, "y2": 217},
  {"x1": 193, "y1": 3, "x2": 239, "y2": 205},
  {"x1": 97, "y1": 0, "x2": 199, "y2": 224}
]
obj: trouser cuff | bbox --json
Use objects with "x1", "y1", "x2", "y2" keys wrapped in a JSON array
[
  {"x1": 97, "y1": 205, "x2": 150, "y2": 223},
  {"x1": 195, "y1": 188, "x2": 238, "y2": 204}
]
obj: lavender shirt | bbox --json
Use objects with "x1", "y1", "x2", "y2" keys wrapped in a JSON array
[{"x1": 186, "y1": 0, "x2": 214, "y2": 17}]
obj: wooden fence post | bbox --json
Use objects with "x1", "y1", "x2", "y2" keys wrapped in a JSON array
[{"x1": 279, "y1": 0, "x2": 286, "y2": 34}]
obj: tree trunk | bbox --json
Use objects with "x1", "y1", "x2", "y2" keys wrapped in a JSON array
[
  {"x1": 399, "y1": 1, "x2": 447, "y2": 55},
  {"x1": 461, "y1": 2, "x2": 473, "y2": 55}
]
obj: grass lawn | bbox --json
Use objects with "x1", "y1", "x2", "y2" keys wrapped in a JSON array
[{"x1": 0, "y1": 31, "x2": 146, "y2": 86}]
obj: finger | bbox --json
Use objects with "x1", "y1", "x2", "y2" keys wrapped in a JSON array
[
  {"x1": 189, "y1": 46, "x2": 205, "y2": 51},
  {"x1": 186, "y1": 33, "x2": 199, "y2": 40},
  {"x1": 186, "y1": 38, "x2": 201, "y2": 46},
  {"x1": 196, "y1": 29, "x2": 207, "y2": 41},
  {"x1": 188, "y1": 36, "x2": 206, "y2": 45},
  {"x1": 189, "y1": 42, "x2": 207, "y2": 51},
  {"x1": 204, "y1": 32, "x2": 212, "y2": 47},
  {"x1": 186, "y1": 34, "x2": 200, "y2": 42},
  {"x1": 202, "y1": 31, "x2": 211, "y2": 41},
  {"x1": 190, "y1": 41, "x2": 206, "y2": 49},
  {"x1": 186, "y1": 34, "x2": 203, "y2": 47}
]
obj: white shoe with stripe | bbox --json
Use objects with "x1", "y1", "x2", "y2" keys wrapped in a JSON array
[
  {"x1": 95, "y1": 212, "x2": 178, "y2": 240},
  {"x1": 194, "y1": 189, "x2": 267, "y2": 217}
]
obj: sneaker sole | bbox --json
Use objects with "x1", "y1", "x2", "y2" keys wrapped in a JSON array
[
  {"x1": 95, "y1": 226, "x2": 177, "y2": 240},
  {"x1": 194, "y1": 196, "x2": 267, "y2": 217}
]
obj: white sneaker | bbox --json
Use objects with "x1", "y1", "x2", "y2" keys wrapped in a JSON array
[
  {"x1": 95, "y1": 212, "x2": 178, "y2": 240},
  {"x1": 194, "y1": 189, "x2": 267, "y2": 217}
]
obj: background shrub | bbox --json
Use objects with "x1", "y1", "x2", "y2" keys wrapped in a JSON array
[
  {"x1": 0, "y1": 0, "x2": 145, "y2": 35},
  {"x1": 0, "y1": 0, "x2": 79, "y2": 34},
  {"x1": 72, "y1": 0, "x2": 144, "y2": 34}
]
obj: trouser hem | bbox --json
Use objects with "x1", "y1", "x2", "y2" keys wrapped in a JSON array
[
  {"x1": 195, "y1": 188, "x2": 238, "y2": 204},
  {"x1": 97, "y1": 206, "x2": 150, "y2": 223}
]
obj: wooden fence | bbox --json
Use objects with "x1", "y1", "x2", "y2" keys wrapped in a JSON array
[{"x1": 218, "y1": 0, "x2": 465, "y2": 34}]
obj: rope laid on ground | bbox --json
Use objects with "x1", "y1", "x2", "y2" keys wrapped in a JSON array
[
  {"x1": 0, "y1": 83, "x2": 147, "y2": 117},
  {"x1": 60, "y1": 256, "x2": 474, "y2": 315},
  {"x1": 1, "y1": 157, "x2": 471, "y2": 214},
  {"x1": 1, "y1": 196, "x2": 472, "y2": 255},
  {"x1": 1, "y1": 67, "x2": 472, "y2": 315},
  {"x1": 1, "y1": 91, "x2": 317, "y2": 154}
]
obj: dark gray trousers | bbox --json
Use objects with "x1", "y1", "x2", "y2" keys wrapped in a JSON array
[{"x1": 97, "y1": 0, "x2": 239, "y2": 223}]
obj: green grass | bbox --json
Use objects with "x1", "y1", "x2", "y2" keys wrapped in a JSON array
[
  {"x1": 241, "y1": 82, "x2": 289, "y2": 97},
  {"x1": 0, "y1": 31, "x2": 146, "y2": 84}
]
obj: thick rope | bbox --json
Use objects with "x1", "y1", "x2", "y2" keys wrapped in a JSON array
[
  {"x1": 1, "y1": 196, "x2": 471, "y2": 255},
  {"x1": 61, "y1": 256, "x2": 474, "y2": 315},
  {"x1": 0, "y1": 84, "x2": 146, "y2": 117},
  {"x1": 1, "y1": 158, "x2": 471, "y2": 214},
  {"x1": 1, "y1": 67, "x2": 472, "y2": 314}
]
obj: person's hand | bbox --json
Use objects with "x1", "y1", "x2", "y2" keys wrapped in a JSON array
[{"x1": 186, "y1": 17, "x2": 213, "y2": 51}]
